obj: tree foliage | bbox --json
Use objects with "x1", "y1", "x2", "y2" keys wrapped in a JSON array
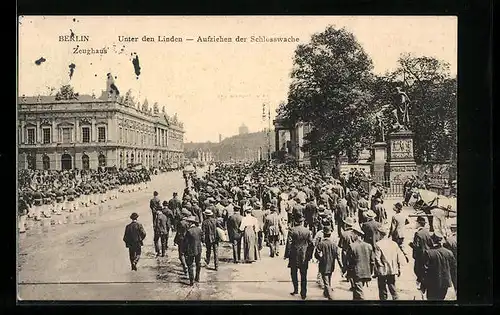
[{"x1": 284, "y1": 26, "x2": 376, "y2": 174}]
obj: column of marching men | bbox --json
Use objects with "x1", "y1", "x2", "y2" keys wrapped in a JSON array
[
  {"x1": 123, "y1": 162, "x2": 457, "y2": 300},
  {"x1": 18, "y1": 167, "x2": 152, "y2": 231}
]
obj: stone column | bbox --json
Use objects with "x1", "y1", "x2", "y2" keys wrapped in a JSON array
[
  {"x1": 275, "y1": 129, "x2": 280, "y2": 152},
  {"x1": 296, "y1": 122, "x2": 304, "y2": 162},
  {"x1": 385, "y1": 129, "x2": 417, "y2": 182},
  {"x1": 91, "y1": 118, "x2": 96, "y2": 142},
  {"x1": 21, "y1": 121, "x2": 25, "y2": 143},
  {"x1": 36, "y1": 120, "x2": 41, "y2": 144},
  {"x1": 372, "y1": 142, "x2": 387, "y2": 181}
]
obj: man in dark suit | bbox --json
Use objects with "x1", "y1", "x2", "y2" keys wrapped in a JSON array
[
  {"x1": 174, "y1": 209, "x2": 191, "y2": 275},
  {"x1": 201, "y1": 209, "x2": 219, "y2": 270},
  {"x1": 304, "y1": 197, "x2": 319, "y2": 236},
  {"x1": 153, "y1": 208, "x2": 168, "y2": 257},
  {"x1": 361, "y1": 210, "x2": 382, "y2": 248},
  {"x1": 150, "y1": 191, "x2": 161, "y2": 224},
  {"x1": 123, "y1": 212, "x2": 147, "y2": 271},
  {"x1": 346, "y1": 185, "x2": 359, "y2": 218},
  {"x1": 409, "y1": 216, "x2": 434, "y2": 286},
  {"x1": 314, "y1": 226, "x2": 343, "y2": 300},
  {"x1": 251, "y1": 202, "x2": 266, "y2": 251},
  {"x1": 161, "y1": 200, "x2": 175, "y2": 247},
  {"x1": 227, "y1": 204, "x2": 243, "y2": 263},
  {"x1": 284, "y1": 213, "x2": 314, "y2": 300},
  {"x1": 168, "y1": 192, "x2": 182, "y2": 231},
  {"x1": 335, "y1": 197, "x2": 349, "y2": 238},
  {"x1": 183, "y1": 216, "x2": 203, "y2": 286},
  {"x1": 422, "y1": 232, "x2": 457, "y2": 300}
]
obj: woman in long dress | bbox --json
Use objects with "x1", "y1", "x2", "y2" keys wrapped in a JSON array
[{"x1": 239, "y1": 207, "x2": 260, "y2": 263}]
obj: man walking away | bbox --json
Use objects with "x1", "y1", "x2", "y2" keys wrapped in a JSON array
[
  {"x1": 422, "y1": 232, "x2": 457, "y2": 300},
  {"x1": 201, "y1": 209, "x2": 219, "y2": 270},
  {"x1": 153, "y1": 208, "x2": 168, "y2": 257},
  {"x1": 409, "y1": 216, "x2": 434, "y2": 288},
  {"x1": 346, "y1": 224, "x2": 374, "y2": 300},
  {"x1": 150, "y1": 191, "x2": 161, "y2": 224},
  {"x1": 314, "y1": 226, "x2": 343, "y2": 300},
  {"x1": 388, "y1": 202, "x2": 410, "y2": 262},
  {"x1": 443, "y1": 223, "x2": 457, "y2": 261},
  {"x1": 227, "y1": 204, "x2": 243, "y2": 263},
  {"x1": 361, "y1": 210, "x2": 382, "y2": 248},
  {"x1": 174, "y1": 209, "x2": 191, "y2": 275},
  {"x1": 263, "y1": 204, "x2": 284, "y2": 257},
  {"x1": 373, "y1": 224, "x2": 404, "y2": 300},
  {"x1": 284, "y1": 213, "x2": 314, "y2": 300},
  {"x1": 183, "y1": 216, "x2": 203, "y2": 286},
  {"x1": 123, "y1": 212, "x2": 147, "y2": 271}
]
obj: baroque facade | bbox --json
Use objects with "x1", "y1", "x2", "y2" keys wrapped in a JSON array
[{"x1": 18, "y1": 85, "x2": 185, "y2": 171}]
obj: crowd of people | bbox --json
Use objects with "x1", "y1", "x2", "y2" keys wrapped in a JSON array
[
  {"x1": 18, "y1": 167, "x2": 152, "y2": 231},
  {"x1": 123, "y1": 161, "x2": 457, "y2": 301}
]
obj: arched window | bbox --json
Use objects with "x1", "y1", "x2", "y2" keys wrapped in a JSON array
[
  {"x1": 98, "y1": 154, "x2": 106, "y2": 167},
  {"x1": 27, "y1": 154, "x2": 36, "y2": 170},
  {"x1": 61, "y1": 153, "x2": 72, "y2": 170},
  {"x1": 82, "y1": 154, "x2": 90, "y2": 170},
  {"x1": 42, "y1": 155, "x2": 50, "y2": 170}
]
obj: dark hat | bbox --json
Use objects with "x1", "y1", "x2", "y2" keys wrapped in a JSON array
[
  {"x1": 431, "y1": 231, "x2": 444, "y2": 242},
  {"x1": 394, "y1": 202, "x2": 403, "y2": 210},
  {"x1": 130, "y1": 212, "x2": 139, "y2": 220},
  {"x1": 162, "y1": 200, "x2": 168, "y2": 206},
  {"x1": 323, "y1": 226, "x2": 332, "y2": 235},
  {"x1": 153, "y1": 191, "x2": 158, "y2": 196},
  {"x1": 416, "y1": 216, "x2": 426, "y2": 223}
]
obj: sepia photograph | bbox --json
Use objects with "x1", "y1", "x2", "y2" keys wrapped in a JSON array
[{"x1": 17, "y1": 16, "x2": 457, "y2": 301}]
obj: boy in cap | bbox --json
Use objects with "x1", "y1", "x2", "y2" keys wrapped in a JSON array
[
  {"x1": 345, "y1": 224, "x2": 373, "y2": 300},
  {"x1": 389, "y1": 202, "x2": 410, "y2": 262},
  {"x1": 201, "y1": 209, "x2": 219, "y2": 270},
  {"x1": 373, "y1": 224, "x2": 404, "y2": 300},
  {"x1": 263, "y1": 204, "x2": 284, "y2": 258},
  {"x1": 153, "y1": 207, "x2": 169, "y2": 257},
  {"x1": 123, "y1": 212, "x2": 147, "y2": 271},
  {"x1": 314, "y1": 226, "x2": 343, "y2": 300}
]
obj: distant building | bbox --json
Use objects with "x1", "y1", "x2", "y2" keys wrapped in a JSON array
[
  {"x1": 238, "y1": 123, "x2": 249, "y2": 135},
  {"x1": 17, "y1": 81, "x2": 185, "y2": 170},
  {"x1": 193, "y1": 149, "x2": 214, "y2": 162}
]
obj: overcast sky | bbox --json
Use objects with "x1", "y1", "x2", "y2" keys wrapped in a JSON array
[{"x1": 18, "y1": 16, "x2": 457, "y2": 143}]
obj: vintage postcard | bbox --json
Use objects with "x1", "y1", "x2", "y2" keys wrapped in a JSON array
[{"x1": 17, "y1": 16, "x2": 457, "y2": 301}]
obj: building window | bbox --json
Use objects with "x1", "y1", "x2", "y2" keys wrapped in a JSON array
[
  {"x1": 98, "y1": 127, "x2": 106, "y2": 142},
  {"x1": 62, "y1": 128, "x2": 72, "y2": 143},
  {"x1": 42, "y1": 128, "x2": 51, "y2": 144},
  {"x1": 82, "y1": 154, "x2": 90, "y2": 170},
  {"x1": 42, "y1": 155, "x2": 50, "y2": 170},
  {"x1": 98, "y1": 154, "x2": 106, "y2": 167},
  {"x1": 27, "y1": 128, "x2": 36, "y2": 144},
  {"x1": 82, "y1": 127, "x2": 90, "y2": 143}
]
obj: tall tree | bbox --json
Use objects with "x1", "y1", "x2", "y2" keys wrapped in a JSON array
[{"x1": 284, "y1": 26, "x2": 375, "y2": 177}]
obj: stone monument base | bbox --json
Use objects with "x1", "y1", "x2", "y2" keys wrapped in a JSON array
[{"x1": 384, "y1": 161, "x2": 417, "y2": 182}]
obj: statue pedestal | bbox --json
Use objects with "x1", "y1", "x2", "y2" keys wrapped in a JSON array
[
  {"x1": 384, "y1": 129, "x2": 417, "y2": 181},
  {"x1": 371, "y1": 142, "x2": 387, "y2": 181}
]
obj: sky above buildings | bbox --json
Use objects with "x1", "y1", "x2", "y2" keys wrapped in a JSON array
[{"x1": 18, "y1": 16, "x2": 457, "y2": 143}]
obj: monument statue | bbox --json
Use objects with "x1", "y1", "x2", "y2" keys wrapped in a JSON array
[
  {"x1": 153, "y1": 102, "x2": 159, "y2": 115},
  {"x1": 375, "y1": 111, "x2": 385, "y2": 142},
  {"x1": 392, "y1": 87, "x2": 411, "y2": 130}
]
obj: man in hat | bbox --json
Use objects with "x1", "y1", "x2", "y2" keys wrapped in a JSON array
[
  {"x1": 174, "y1": 209, "x2": 192, "y2": 274},
  {"x1": 346, "y1": 224, "x2": 373, "y2": 300},
  {"x1": 150, "y1": 191, "x2": 161, "y2": 225},
  {"x1": 443, "y1": 223, "x2": 457, "y2": 260},
  {"x1": 346, "y1": 185, "x2": 360, "y2": 219},
  {"x1": 361, "y1": 210, "x2": 382, "y2": 248},
  {"x1": 183, "y1": 216, "x2": 203, "y2": 286},
  {"x1": 263, "y1": 204, "x2": 284, "y2": 258},
  {"x1": 201, "y1": 209, "x2": 219, "y2": 270},
  {"x1": 304, "y1": 197, "x2": 319, "y2": 236},
  {"x1": 373, "y1": 198, "x2": 387, "y2": 224},
  {"x1": 123, "y1": 212, "x2": 147, "y2": 271},
  {"x1": 227, "y1": 204, "x2": 243, "y2": 263},
  {"x1": 409, "y1": 216, "x2": 434, "y2": 287},
  {"x1": 314, "y1": 226, "x2": 343, "y2": 300},
  {"x1": 373, "y1": 224, "x2": 404, "y2": 300},
  {"x1": 335, "y1": 197, "x2": 349, "y2": 238},
  {"x1": 284, "y1": 213, "x2": 314, "y2": 300},
  {"x1": 168, "y1": 192, "x2": 182, "y2": 231},
  {"x1": 421, "y1": 232, "x2": 457, "y2": 300},
  {"x1": 389, "y1": 202, "x2": 410, "y2": 262},
  {"x1": 252, "y1": 201, "x2": 265, "y2": 251},
  {"x1": 153, "y1": 207, "x2": 169, "y2": 257},
  {"x1": 338, "y1": 217, "x2": 359, "y2": 287},
  {"x1": 292, "y1": 197, "x2": 306, "y2": 226},
  {"x1": 357, "y1": 193, "x2": 369, "y2": 224}
]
